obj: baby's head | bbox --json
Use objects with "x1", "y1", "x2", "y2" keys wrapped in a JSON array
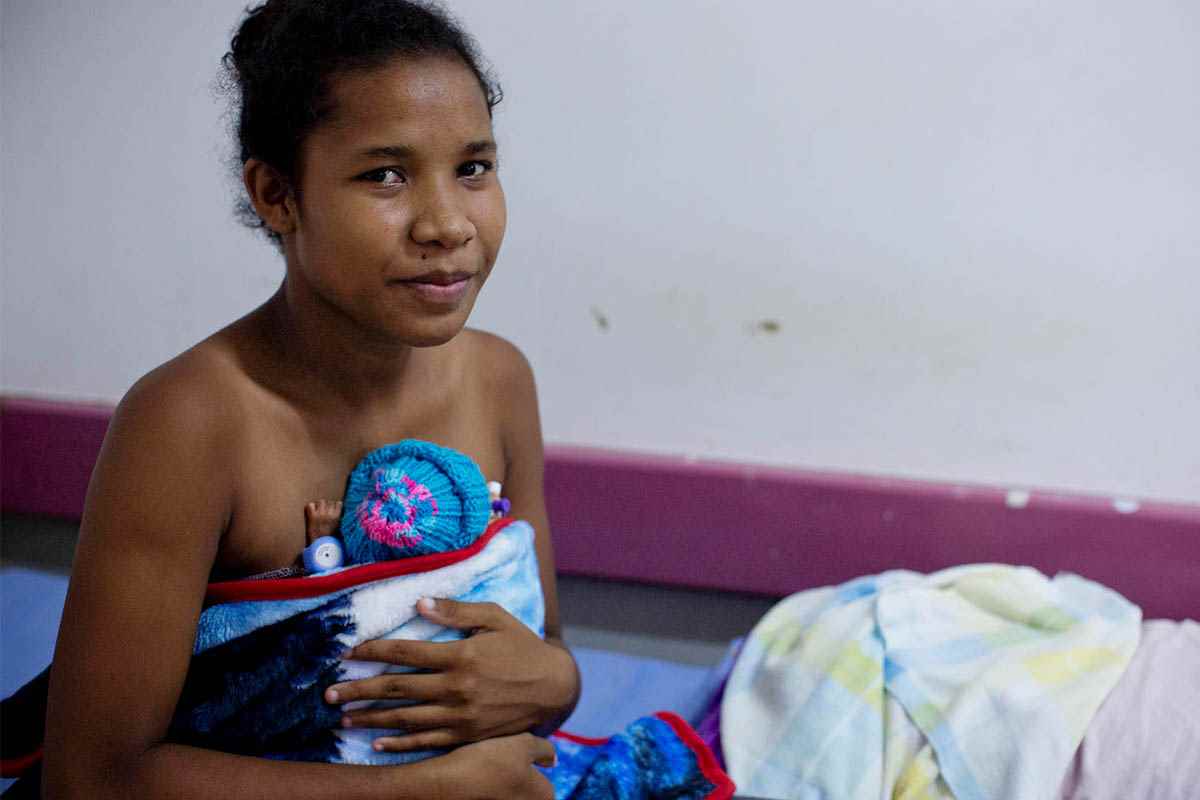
[
  {"x1": 223, "y1": 0, "x2": 506, "y2": 345},
  {"x1": 339, "y1": 440, "x2": 492, "y2": 564}
]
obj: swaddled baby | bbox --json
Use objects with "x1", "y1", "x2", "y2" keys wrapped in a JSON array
[
  {"x1": 172, "y1": 440, "x2": 543, "y2": 764},
  {"x1": 169, "y1": 441, "x2": 732, "y2": 800}
]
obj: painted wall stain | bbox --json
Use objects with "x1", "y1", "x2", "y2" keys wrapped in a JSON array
[
  {"x1": 590, "y1": 306, "x2": 610, "y2": 332},
  {"x1": 756, "y1": 319, "x2": 782, "y2": 335}
]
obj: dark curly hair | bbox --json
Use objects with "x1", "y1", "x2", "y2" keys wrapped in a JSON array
[{"x1": 221, "y1": 0, "x2": 502, "y2": 246}]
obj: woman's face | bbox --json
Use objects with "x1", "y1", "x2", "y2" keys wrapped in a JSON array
[{"x1": 286, "y1": 55, "x2": 506, "y2": 347}]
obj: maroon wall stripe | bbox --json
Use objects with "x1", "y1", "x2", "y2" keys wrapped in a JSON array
[
  {"x1": 544, "y1": 446, "x2": 1199, "y2": 621},
  {"x1": 2, "y1": 397, "x2": 111, "y2": 519},
  {"x1": 3, "y1": 395, "x2": 1197, "y2": 620}
]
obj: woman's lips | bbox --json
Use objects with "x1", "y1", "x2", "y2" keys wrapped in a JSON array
[{"x1": 393, "y1": 273, "x2": 473, "y2": 304}]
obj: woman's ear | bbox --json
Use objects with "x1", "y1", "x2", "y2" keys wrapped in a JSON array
[{"x1": 243, "y1": 158, "x2": 299, "y2": 236}]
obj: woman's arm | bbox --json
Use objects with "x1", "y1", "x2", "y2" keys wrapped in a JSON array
[
  {"x1": 493, "y1": 340, "x2": 581, "y2": 734},
  {"x1": 41, "y1": 364, "x2": 553, "y2": 800},
  {"x1": 42, "y1": 366, "x2": 233, "y2": 797}
]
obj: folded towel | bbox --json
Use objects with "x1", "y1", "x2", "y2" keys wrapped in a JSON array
[
  {"x1": 721, "y1": 564, "x2": 1140, "y2": 800},
  {"x1": 172, "y1": 516, "x2": 543, "y2": 763}
]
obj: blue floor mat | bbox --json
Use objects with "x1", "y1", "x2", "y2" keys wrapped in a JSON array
[
  {"x1": 1, "y1": 567, "x2": 70, "y2": 793},
  {"x1": 0, "y1": 567, "x2": 68, "y2": 698},
  {"x1": 563, "y1": 645, "x2": 725, "y2": 737}
]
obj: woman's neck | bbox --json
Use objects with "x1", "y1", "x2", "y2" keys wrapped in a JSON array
[{"x1": 256, "y1": 280, "x2": 430, "y2": 411}]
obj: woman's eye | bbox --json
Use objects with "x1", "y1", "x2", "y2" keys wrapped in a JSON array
[
  {"x1": 363, "y1": 167, "x2": 406, "y2": 186},
  {"x1": 458, "y1": 160, "x2": 494, "y2": 179}
]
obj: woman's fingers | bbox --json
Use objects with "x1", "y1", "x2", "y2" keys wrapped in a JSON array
[
  {"x1": 371, "y1": 727, "x2": 460, "y2": 753},
  {"x1": 414, "y1": 597, "x2": 512, "y2": 631},
  {"x1": 339, "y1": 701, "x2": 453, "y2": 734},
  {"x1": 440, "y1": 734, "x2": 557, "y2": 799},
  {"x1": 340, "y1": 637, "x2": 458, "y2": 671},
  {"x1": 325, "y1": 670, "x2": 444, "y2": 705},
  {"x1": 527, "y1": 733, "x2": 557, "y2": 768}
]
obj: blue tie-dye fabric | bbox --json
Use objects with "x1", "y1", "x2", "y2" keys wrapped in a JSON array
[
  {"x1": 548, "y1": 715, "x2": 725, "y2": 799},
  {"x1": 168, "y1": 520, "x2": 728, "y2": 798}
]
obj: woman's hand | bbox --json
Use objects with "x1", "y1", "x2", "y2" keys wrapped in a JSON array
[
  {"x1": 433, "y1": 733, "x2": 556, "y2": 800},
  {"x1": 325, "y1": 598, "x2": 579, "y2": 751}
]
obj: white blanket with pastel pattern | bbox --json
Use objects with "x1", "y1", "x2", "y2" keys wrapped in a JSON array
[{"x1": 721, "y1": 565, "x2": 1141, "y2": 800}]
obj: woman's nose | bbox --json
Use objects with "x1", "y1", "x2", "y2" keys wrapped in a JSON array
[{"x1": 411, "y1": 190, "x2": 476, "y2": 249}]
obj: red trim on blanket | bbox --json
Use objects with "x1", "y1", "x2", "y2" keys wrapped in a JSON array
[
  {"x1": 0, "y1": 746, "x2": 43, "y2": 778},
  {"x1": 655, "y1": 711, "x2": 736, "y2": 800},
  {"x1": 203, "y1": 518, "x2": 516, "y2": 606},
  {"x1": 551, "y1": 729, "x2": 611, "y2": 746}
]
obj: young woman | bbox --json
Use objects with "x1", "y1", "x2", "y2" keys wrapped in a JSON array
[{"x1": 43, "y1": 3, "x2": 578, "y2": 797}]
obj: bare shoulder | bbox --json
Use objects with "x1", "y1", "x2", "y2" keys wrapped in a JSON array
[
  {"x1": 458, "y1": 327, "x2": 537, "y2": 395},
  {"x1": 96, "y1": 329, "x2": 259, "y2": 530},
  {"x1": 457, "y1": 329, "x2": 543, "y2": 475},
  {"x1": 116, "y1": 335, "x2": 245, "y2": 443}
]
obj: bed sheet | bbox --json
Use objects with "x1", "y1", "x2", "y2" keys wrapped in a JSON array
[
  {"x1": 563, "y1": 645, "x2": 732, "y2": 737},
  {"x1": 1057, "y1": 618, "x2": 1200, "y2": 800},
  {"x1": 1, "y1": 567, "x2": 71, "y2": 795},
  {"x1": 0, "y1": 568, "x2": 69, "y2": 699}
]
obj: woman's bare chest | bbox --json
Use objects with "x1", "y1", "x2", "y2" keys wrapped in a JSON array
[{"x1": 212, "y1": 406, "x2": 505, "y2": 579}]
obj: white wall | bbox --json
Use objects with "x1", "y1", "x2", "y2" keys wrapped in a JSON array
[{"x1": 3, "y1": 1, "x2": 1198, "y2": 503}]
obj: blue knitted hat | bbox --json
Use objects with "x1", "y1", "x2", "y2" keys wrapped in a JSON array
[{"x1": 340, "y1": 440, "x2": 491, "y2": 564}]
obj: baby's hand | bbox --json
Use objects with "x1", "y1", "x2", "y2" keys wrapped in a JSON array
[{"x1": 304, "y1": 499, "x2": 343, "y2": 541}]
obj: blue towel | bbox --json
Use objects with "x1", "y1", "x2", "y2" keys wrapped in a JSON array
[{"x1": 171, "y1": 521, "x2": 730, "y2": 798}]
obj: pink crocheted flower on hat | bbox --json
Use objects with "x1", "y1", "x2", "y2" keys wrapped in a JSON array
[{"x1": 355, "y1": 471, "x2": 439, "y2": 550}]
